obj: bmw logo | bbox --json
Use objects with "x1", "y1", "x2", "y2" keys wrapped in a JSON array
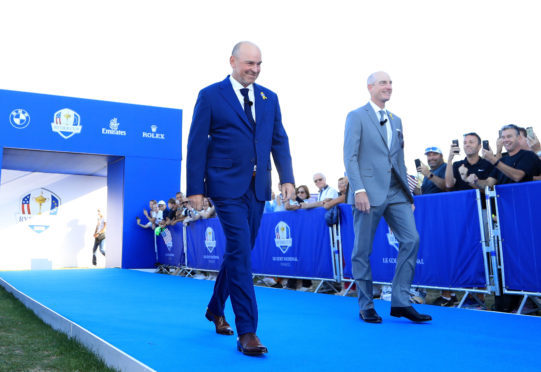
[{"x1": 9, "y1": 109, "x2": 31, "y2": 129}]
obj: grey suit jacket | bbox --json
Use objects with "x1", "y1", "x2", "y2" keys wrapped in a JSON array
[{"x1": 343, "y1": 102, "x2": 413, "y2": 207}]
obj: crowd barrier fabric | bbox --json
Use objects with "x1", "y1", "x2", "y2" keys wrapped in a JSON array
[
  {"x1": 339, "y1": 190, "x2": 486, "y2": 288},
  {"x1": 155, "y1": 225, "x2": 184, "y2": 266},
  {"x1": 496, "y1": 181, "x2": 541, "y2": 294},
  {"x1": 251, "y1": 209, "x2": 334, "y2": 279},
  {"x1": 185, "y1": 218, "x2": 226, "y2": 271},
  {"x1": 184, "y1": 208, "x2": 335, "y2": 280}
]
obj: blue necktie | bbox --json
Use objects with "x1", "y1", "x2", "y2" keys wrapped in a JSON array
[
  {"x1": 379, "y1": 110, "x2": 390, "y2": 148},
  {"x1": 240, "y1": 88, "x2": 255, "y2": 126}
]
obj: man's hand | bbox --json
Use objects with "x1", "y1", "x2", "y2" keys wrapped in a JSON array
[
  {"x1": 448, "y1": 145, "x2": 459, "y2": 162},
  {"x1": 466, "y1": 173, "x2": 479, "y2": 188},
  {"x1": 482, "y1": 149, "x2": 497, "y2": 164},
  {"x1": 417, "y1": 163, "x2": 430, "y2": 177},
  {"x1": 281, "y1": 183, "x2": 296, "y2": 202},
  {"x1": 527, "y1": 133, "x2": 541, "y2": 152},
  {"x1": 188, "y1": 194, "x2": 204, "y2": 211},
  {"x1": 355, "y1": 191, "x2": 370, "y2": 214},
  {"x1": 458, "y1": 164, "x2": 468, "y2": 182},
  {"x1": 496, "y1": 137, "x2": 504, "y2": 157}
]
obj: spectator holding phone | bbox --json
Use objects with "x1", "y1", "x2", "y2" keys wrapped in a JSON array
[
  {"x1": 416, "y1": 146, "x2": 447, "y2": 194},
  {"x1": 445, "y1": 133, "x2": 494, "y2": 191},
  {"x1": 479, "y1": 124, "x2": 540, "y2": 187}
]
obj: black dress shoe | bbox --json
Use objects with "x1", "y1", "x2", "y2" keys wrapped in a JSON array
[
  {"x1": 359, "y1": 308, "x2": 382, "y2": 323},
  {"x1": 237, "y1": 333, "x2": 268, "y2": 356},
  {"x1": 205, "y1": 309, "x2": 234, "y2": 335},
  {"x1": 390, "y1": 306, "x2": 432, "y2": 322}
]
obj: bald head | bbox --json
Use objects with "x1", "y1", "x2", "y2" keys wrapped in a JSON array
[
  {"x1": 367, "y1": 71, "x2": 392, "y2": 108},
  {"x1": 232, "y1": 41, "x2": 260, "y2": 57},
  {"x1": 230, "y1": 41, "x2": 262, "y2": 87}
]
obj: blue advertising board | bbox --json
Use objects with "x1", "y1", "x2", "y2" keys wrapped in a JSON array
[
  {"x1": 497, "y1": 181, "x2": 541, "y2": 293},
  {"x1": 340, "y1": 189, "x2": 486, "y2": 288}
]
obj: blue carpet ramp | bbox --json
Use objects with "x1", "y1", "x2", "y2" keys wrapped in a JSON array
[{"x1": 0, "y1": 269, "x2": 539, "y2": 371}]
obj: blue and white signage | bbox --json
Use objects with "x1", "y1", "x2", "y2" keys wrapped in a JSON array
[
  {"x1": 17, "y1": 188, "x2": 61, "y2": 233},
  {"x1": 51, "y1": 108, "x2": 82, "y2": 139},
  {"x1": 102, "y1": 118, "x2": 127, "y2": 136},
  {"x1": 9, "y1": 109, "x2": 31, "y2": 129}
]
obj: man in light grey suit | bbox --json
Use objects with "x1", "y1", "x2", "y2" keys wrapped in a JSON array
[{"x1": 343, "y1": 71, "x2": 431, "y2": 323}]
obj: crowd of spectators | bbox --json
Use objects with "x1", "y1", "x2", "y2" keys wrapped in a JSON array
[
  {"x1": 135, "y1": 124, "x2": 540, "y2": 312},
  {"x1": 413, "y1": 125, "x2": 541, "y2": 311},
  {"x1": 136, "y1": 192, "x2": 217, "y2": 233}
]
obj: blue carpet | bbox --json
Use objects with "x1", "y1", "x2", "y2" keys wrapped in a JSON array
[{"x1": 0, "y1": 269, "x2": 538, "y2": 371}]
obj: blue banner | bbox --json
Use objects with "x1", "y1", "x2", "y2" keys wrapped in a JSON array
[
  {"x1": 185, "y1": 218, "x2": 226, "y2": 271},
  {"x1": 184, "y1": 209, "x2": 335, "y2": 279},
  {"x1": 155, "y1": 225, "x2": 184, "y2": 266},
  {"x1": 496, "y1": 181, "x2": 541, "y2": 293},
  {"x1": 1, "y1": 89, "x2": 182, "y2": 161},
  {"x1": 339, "y1": 190, "x2": 486, "y2": 288},
  {"x1": 252, "y1": 209, "x2": 334, "y2": 279}
]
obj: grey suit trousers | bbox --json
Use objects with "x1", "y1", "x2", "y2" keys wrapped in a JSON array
[{"x1": 351, "y1": 172, "x2": 420, "y2": 309}]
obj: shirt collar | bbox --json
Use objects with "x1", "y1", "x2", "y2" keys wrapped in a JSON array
[
  {"x1": 369, "y1": 100, "x2": 387, "y2": 118},
  {"x1": 230, "y1": 75, "x2": 253, "y2": 93}
]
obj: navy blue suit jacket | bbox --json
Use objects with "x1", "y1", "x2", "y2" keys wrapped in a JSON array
[{"x1": 187, "y1": 76, "x2": 294, "y2": 201}]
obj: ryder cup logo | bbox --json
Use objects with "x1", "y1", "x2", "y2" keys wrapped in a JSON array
[
  {"x1": 386, "y1": 227, "x2": 399, "y2": 252},
  {"x1": 160, "y1": 228, "x2": 174, "y2": 252},
  {"x1": 9, "y1": 109, "x2": 31, "y2": 129},
  {"x1": 102, "y1": 118, "x2": 127, "y2": 136},
  {"x1": 142, "y1": 124, "x2": 165, "y2": 139},
  {"x1": 204, "y1": 227, "x2": 216, "y2": 253},
  {"x1": 274, "y1": 221, "x2": 292, "y2": 254},
  {"x1": 51, "y1": 108, "x2": 82, "y2": 139},
  {"x1": 16, "y1": 188, "x2": 61, "y2": 233}
]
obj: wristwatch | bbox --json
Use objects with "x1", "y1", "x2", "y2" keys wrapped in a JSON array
[{"x1": 429, "y1": 173, "x2": 434, "y2": 179}]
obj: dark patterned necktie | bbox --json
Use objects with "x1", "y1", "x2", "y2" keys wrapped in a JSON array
[{"x1": 240, "y1": 88, "x2": 255, "y2": 125}]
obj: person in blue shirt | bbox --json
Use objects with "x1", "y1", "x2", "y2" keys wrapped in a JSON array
[{"x1": 416, "y1": 146, "x2": 447, "y2": 194}]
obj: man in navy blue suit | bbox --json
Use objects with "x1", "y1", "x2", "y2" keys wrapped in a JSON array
[{"x1": 186, "y1": 41, "x2": 295, "y2": 356}]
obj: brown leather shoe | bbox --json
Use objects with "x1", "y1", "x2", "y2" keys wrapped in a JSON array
[
  {"x1": 205, "y1": 309, "x2": 234, "y2": 335},
  {"x1": 237, "y1": 333, "x2": 268, "y2": 356}
]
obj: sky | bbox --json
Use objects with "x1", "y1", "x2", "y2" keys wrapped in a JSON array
[{"x1": 2, "y1": 0, "x2": 540, "y2": 194}]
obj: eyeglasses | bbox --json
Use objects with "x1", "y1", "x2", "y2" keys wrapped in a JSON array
[
  {"x1": 424, "y1": 147, "x2": 441, "y2": 154},
  {"x1": 314, "y1": 178, "x2": 323, "y2": 183},
  {"x1": 297, "y1": 190, "x2": 306, "y2": 194}
]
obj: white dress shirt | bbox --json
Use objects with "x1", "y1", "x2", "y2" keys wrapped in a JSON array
[
  {"x1": 229, "y1": 75, "x2": 256, "y2": 121},
  {"x1": 369, "y1": 100, "x2": 392, "y2": 149},
  {"x1": 355, "y1": 101, "x2": 392, "y2": 195}
]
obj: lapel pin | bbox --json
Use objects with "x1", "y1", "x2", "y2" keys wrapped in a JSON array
[{"x1": 260, "y1": 92, "x2": 267, "y2": 100}]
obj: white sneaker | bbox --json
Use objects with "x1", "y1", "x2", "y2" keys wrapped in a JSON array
[
  {"x1": 261, "y1": 277, "x2": 277, "y2": 286},
  {"x1": 380, "y1": 285, "x2": 392, "y2": 302}
]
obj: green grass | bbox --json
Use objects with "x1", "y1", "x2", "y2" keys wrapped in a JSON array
[{"x1": 0, "y1": 285, "x2": 117, "y2": 372}]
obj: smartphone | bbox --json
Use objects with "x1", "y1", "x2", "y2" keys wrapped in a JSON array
[
  {"x1": 526, "y1": 126, "x2": 535, "y2": 139},
  {"x1": 452, "y1": 139, "x2": 459, "y2": 154},
  {"x1": 482, "y1": 140, "x2": 490, "y2": 151},
  {"x1": 414, "y1": 159, "x2": 421, "y2": 168}
]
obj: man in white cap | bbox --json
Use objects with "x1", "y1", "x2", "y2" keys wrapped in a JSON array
[{"x1": 416, "y1": 146, "x2": 447, "y2": 194}]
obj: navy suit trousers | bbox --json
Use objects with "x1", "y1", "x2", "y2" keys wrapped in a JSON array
[{"x1": 207, "y1": 178, "x2": 264, "y2": 335}]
